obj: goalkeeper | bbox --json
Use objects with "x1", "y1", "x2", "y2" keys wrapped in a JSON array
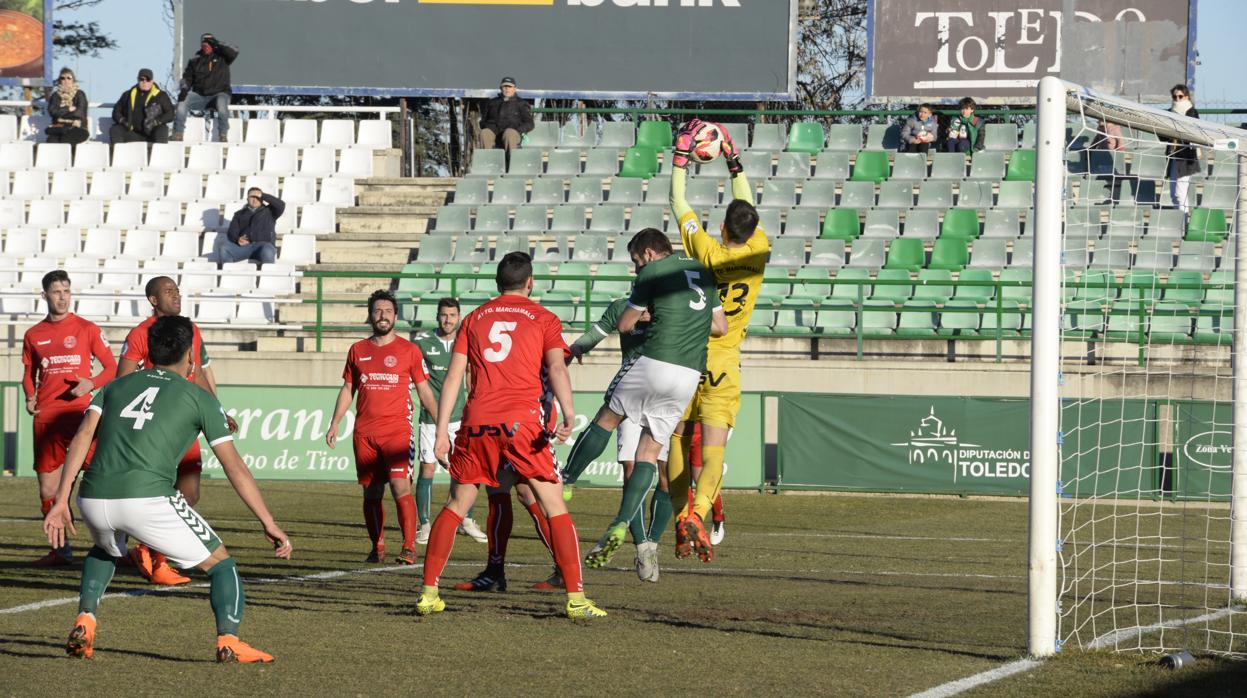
[{"x1": 667, "y1": 119, "x2": 770, "y2": 563}]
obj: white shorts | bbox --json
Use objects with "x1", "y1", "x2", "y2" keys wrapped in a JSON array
[
  {"x1": 419, "y1": 421, "x2": 460, "y2": 464},
  {"x1": 617, "y1": 417, "x2": 671, "y2": 462},
  {"x1": 78, "y1": 492, "x2": 222, "y2": 569},
  {"x1": 606, "y1": 355, "x2": 702, "y2": 449}
]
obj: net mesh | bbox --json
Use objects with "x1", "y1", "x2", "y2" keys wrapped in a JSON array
[{"x1": 1055, "y1": 91, "x2": 1245, "y2": 657}]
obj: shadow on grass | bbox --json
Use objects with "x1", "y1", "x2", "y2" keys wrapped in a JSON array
[{"x1": 0, "y1": 632, "x2": 208, "y2": 662}]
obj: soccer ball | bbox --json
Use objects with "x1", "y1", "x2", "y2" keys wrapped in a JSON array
[{"x1": 689, "y1": 122, "x2": 725, "y2": 163}]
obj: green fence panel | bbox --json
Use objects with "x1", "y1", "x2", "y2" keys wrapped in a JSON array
[
  {"x1": 1059, "y1": 399, "x2": 1158, "y2": 499},
  {"x1": 1172, "y1": 401, "x2": 1232, "y2": 502}
]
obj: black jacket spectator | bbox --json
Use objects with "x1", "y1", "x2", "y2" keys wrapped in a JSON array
[
  {"x1": 227, "y1": 194, "x2": 285, "y2": 246},
  {"x1": 46, "y1": 81, "x2": 89, "y2": 145},
  {"x1": 111, "y1": 83, "x2": 175, "y2": 143},
  {"x1": 181, "y1": 40, "x2": 239, "y2": 98},
  {"x1": 480, "y1": 94, "x2": 534, "y2": 136}
]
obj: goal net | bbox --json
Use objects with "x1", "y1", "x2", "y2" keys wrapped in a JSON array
[{"x1": 1029, "y1": 77, "x2": 1247, "y2": 659}]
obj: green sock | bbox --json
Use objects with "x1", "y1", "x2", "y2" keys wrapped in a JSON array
[
  {"x1": 628, "y1": 504, "x2": 647, "y2": 545},
  {"x1": 416, "y1": 476, "x2": 434, "y2": 525},
  {"x1": 612, "y1": 461, "x2": 657, "y2": 528},
  {"x1": 648, "y1": 488, "x2": 673, "y2": 543},
  {"x1": 563, "y1": 423, "x2": 612, "y2": 484},
  {"x1": 78, "y1": 546, "x2": 117, "y2": 615},
  {"x1": 208, "y1": 558, "x2": 245, "y2": 636}
]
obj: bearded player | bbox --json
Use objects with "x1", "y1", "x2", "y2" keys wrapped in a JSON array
[
  {"x1": 667, "y1": 119, "x2": 768, "y2": 562},
  {"x1": 118, "y1": 276, "x2": 234, "y2": 585},
  {"x1": 327, "y1": 290, "x2": 438, "y2": 565},
  {"x1": 417, "y1": 252, "x2": 606, "y2": 620},
  {"x1": 22, "y1": 270, "x2": 117, "y2": 567}
]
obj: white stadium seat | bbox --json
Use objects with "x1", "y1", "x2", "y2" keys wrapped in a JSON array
[
  {"x1": 194, "y1": 295, "x2": 237, "y2": 323},
  {"x1": 110, "y1": 142, "x2": 148, "y2": 170},
  {"x1": 220, "y1": 262, "x2": 258, "y2": 292},
  {"x1": 299, "y1": 147, "x2": 337, "y2": 177},
  {"x1": 97, "y1": 258, "x2": 142, "y2": 292},
  {"x1": 282, "y1": 120, "x2": 318, "y2": 147},
  {"x1": 0, "y1": 295, "x2": 38, "y2": 315},
  {"x1": 112, "y1": 299, "x2": 142, "y2": 323},
  {"x1": 126, "y1": 171, "x2": 165, "y2": 200},
  {"x1": 0, "y1": 142, "x2": 35, "y2": 169},
  {"x1": 0, "y1": 113, "x2": 17, "y2": 142},
  {"x1": 245, "y1": 119, "x2": 281, "y2": 146},
  {"x1": 4, "y1": 229, "x2": 41, "y2": 258},
  {"x1": 166, "y1": 172, "x2": 204, "y2": 201},
  {"x1": 66, "y1": 200, "x2": 105, "y2": 228},
  {"x1": 204, "y1": 173, "x2": 242, "y2": 202},
  {"x1": 104, "y1": 200, "x2": 144, "y2": 229},
  {"x1": 72, "y1": 142, "x2": 111, "y2": 171},
  {"x1": 74, "y1": 297, "x2": 114, "y2": 320},
  {"x1": 15, "y1": 258, "x2": 58, "y2": 290},
  {"x1": 223, "y1": 144, "x2": 262, "y2": 174},
  {"x1": 11, "y1": 170, "x2": 49, "y2": 199},
  {"x1": 42, "y1": 228, "x2": 82, "y2": 258},
  {"x1": 146, "y1": 143, "x2": 186, "y2": 173},
  {"x1": 180, "y1": 261, "x2": 218, "y2": 292},
  {"x1": 200, "y1": 231, "x2": 219, "y2": 256},
  {"x1": 87, "y1": 171, "x2": 126, "y2": 200},
  {"x1": 296, "y1": 203, "x2": 336, "y2": 234},
  {"x1": 261, "y1": 146, "x2": 300, "y2": 175},
  {"x1": 319, "y1": 119, "x2": 355, "y2": 147},
  {"x1": 142, "y1": 259, "x2": 180, "y2": 284},
  {"x1": 0, "y1": 200, "x2": 24, "y2": 228},
  {"x1": 162, "y1": 230, "x2": 201, "y2": 259},
  {"x1": 319, "y1": 176, "x2": 355, "y2": 206},
  {"x1": 51, "y1": 170, "x2": 88, "y2": 199},
  {"x1": 257, "y1": 263, "x2": 298, "y2": 295},
  {"x1": 280, "y1": 176, "x2": 318, "y2": 205},
  {"x1": 63, "y1": 257, "x2": 100, "y2": 285},
  {"x1": 186, "y1": 143, "x2": 225, "y2": 173},
  {"x1": 27, "y1": 200, "x2": 65, "y2": 227},
  {"x1": 278, "y1": 234, "x2": 316, "y2": 265},
  {"x1": 357, "y1": 120, "x2": 392, "y2": 149},
  {"x1": 337, "y1": 148, "x2": 374, "y2": 178},
  {"x1": 244, "y1": 175, "x2": 279, "y2": 198},
  {"x1": 120, "y1": 229, "x2": 161, "y2": 259},
  {"x1": 234, "y1": 298, "x2": 273, "y2": 323},
  {"x1": 82, "y1": 228, "x2": 122, "y2": 258},
  {"x1": 184, "y1": 202, "x2": 224, "y2": 232},
  {"x1": 142, "y1": 200, "x2": 183, "y2": 230},
  {"x1": 35, "y1": 143, "x2": 73, "y2": 170}
]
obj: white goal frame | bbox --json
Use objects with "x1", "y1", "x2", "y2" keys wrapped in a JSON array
[{"x1": 1029, "y1": 75, "x2": 1247, "y2": 657}]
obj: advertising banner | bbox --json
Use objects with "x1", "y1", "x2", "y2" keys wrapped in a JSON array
[
  {"x1": 1172, "y1": 402, "x2": 1232, "y2": 502},
  {"x1": 182, "y1": 0, "x2": 797, "y2": 99},
  {"x1": 0, "y1": 0, "x2": 51, "y2": 86}
]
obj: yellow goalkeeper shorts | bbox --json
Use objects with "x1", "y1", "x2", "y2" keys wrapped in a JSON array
[{"x1": 681, "y1": 354, "x2": 741, "y2": 429}]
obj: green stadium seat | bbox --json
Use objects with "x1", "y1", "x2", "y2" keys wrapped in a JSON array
[
  {"x1": 589, "y1": 205, "x2": 626, "y2": 234},
  {"x1": 937, "y1": 299, "x2": 982, "y2": 336},
  {"x1": 1204, "y1": 270, "x2": 1234, "y2": 306},
  {"x1": 821, "y1": 208, "x2": 860, "y2": 240},
  {"x1": 1130, "y1": 238, "x2": 1171, "y2": 272},
  {"x1": 967, "y1": 150, "x2": 1006, "y2": 180},
  {"x1": 941, "y1": 208, "x2": 980, "y2": 240},
  {"x1": 1005, "y1": 150, "x2": 1036, "y2": 181},
  {"x1": 799, "y1": 179, "x2": 837, "y2": 208},
  {"x1": 896, "y1": 300, "x2": 939, "y2": 337},
  {"x1": 996, "y1": 180, "x2": 1033, "y2": 208},
  {"x1": 1149, "y1": 302, "x2": 1194, "y2": 343},
  {"x1": 866, "y1": 123, "x2": 902, "y2": 150},
  {"x1": 636, "y1": 121, "x2": 673, "y2": 150},
  {"x1": 397, "y1": 262, "x2": 437, "y2": 300},
  {"x1": 816, "y1": 304, "x2": 857, "y2": 335},
  {"x1": 850, "y1": 150, "x2": 890, "y2": 183},
  {"x1": 787, "y1": 122, "x2": 827, "y2": 153},
  {"x1": 607, "y1": 176, "x2": 644, "y2": 204},
  {"x1": 999, "y1": 268, "x2": 1031, "y2": 302},
  {"x1": 598, "y1": 121, "x2": 636, "y2": 148},
  {"x1": 981, "y1": 299, "x2": 1024, "y2": 337},
  {"x1": 774, "y1": 309, "x2": 819, "y2": 334},
  {"x1": 1195, "y1": 306, "x2": 1233, "y2": 344},
  {"x1": 645, "y1": 175, "x2": 671, "y2": 203},
  {"x1": 968, "y1": 238, "x2": 1008, "y2": 269},
  {"x1": 739, "y1": 150, "x2": 773, "y2": 179},
  {"x1": 550, "y1": 205, "x2": 587, "y2": 233},
  {"x1": 1163, "y1": 270, "x2": 1205, "y2": 306},
  {"x1": 831, "y1": 267, "x2": 872, "y2": 301},
  {"x1": 545, "y1": 149, "x2": 582, "y2": 177},
  {"x1": 618, "y1": 147, "x2": 658, "y2": 178},
  {"x1": 454, "y1": 178, "x2": 489, "y2": 205},
  {"x1": 775, "y1": 152, "x2": 811, "y2": 179},
  {"x1": 1074, "y1": 269, "x2": 1116, "y2": 304},
  {"x1": 473, "y1": 204, "x2": 510, "y2": 232},
  {"x1": 862, "y1": 299, "x2": 899, "y2": 334},
  {"x1": 861, "y1": 209, "x2": 900, "y2": 239},
  {"x1": 1105, "y1": 300, "x2": 1145, "y2": 341},
  {"x1": 884, "y1": 238, "x2": 924, "y2": 272},
  {"x1": 824, "y1": 124, "x2": 863, "y2": 151},
  {"x1": 847, "y1": 239, "x2": 886, "y2": 269},
  {"x1": 929, "y1": 152, "x2": 967, "y2": 180},
  {"x1": 839, "y1": 181, "x2": 876, "y2": 209},
  {"x1": 750, "y1": 123, "x2": 785, "y2": 150},
  {"x1": 507, "y1": 149, "x2": 543, "y2": 176},
  {"x1": 912, "y1": 269, "x2": 953, "y2": 304},
  {"x1": 928, "y1": 237, "x2": 969, "y2": 271},
  {"x1": 549, "y1": 262, "x2": 592, "y2": 297},
  {"x1": 877, "y1": 181, "x2": 915, "y2": 209},
  {"x1": 762, "y1": 179, "x2": 797, "y2": 207},
  {"x1": 470, "y1": 149, "x2": 505, "y2": 175},
  {"x1": 528, "y1": 262, "x2": 556, "y2": 296},
  {"x1": 459, "y1": 272, "x2": 497, "y2": 303},
  {"x1": 584, "y1": 148, "x2": 621, "y2": 176},
  {"x1": 982, "y1": 209, "x2": 1021, "y2": 238},
  {"x1": 891, "y1": 153, "x2": 928, "y2": 180},
  {"x1": 759, "y1": 277, "x2": 792, "y2": 308},
  {"x1": 871, "y1": 268, "x2": 913, "y2": 302},
  {"x1": 1120, "y1": 270, "x2": 1160, "y2": 302},
  {"x1": 954, "y1": 268, "x2": 996, "y2": 302},
  {"x1": 917, "y1": 181, "x2": 954, "y2": 209},
  {"x1": 1187, "y1": 208, "x2": 1228, "y2": 242},
  {"x1": 568, "y1": 176, "x2": 604, "y2": 204},
  {"x1": 747, "y1": 309, "x2": 777, "y2": 336},
  {"x1": 983, "y1": 123, "x2": 1018, "y2": 150},
  {"x1": 511, "y1": 204, "x2": 549, "y2": 233},
  {"x1": 629, "y1": 205, "x2": 666, "y2": 232},
  {"x1": 526, "y1": 122, "x2": 560, "y2": 148},
  {"x1": 785, "y1": 208, "x2": 821, "y2": 238},
  {"x1": 435, "y1": 262, "x2": 476, "y2": 295},
  {"x1": 790, "y1": 267, "x2": 834, "y2": 305},
  {"x1": 808, "y1": 239, "x2": 846, "y2": 268},
  {"x1": 490, "y1": 178, "x2": 527, "y2": 205},
  {"x1": 956, "y1": 181, "x2": 994, "y2": 208},
  {"x1": 769, "y1": 238, "x2": 806, "y2": 267},
  {"x1": 902, "y1": 208, "x2": 939, "y2": 240}
]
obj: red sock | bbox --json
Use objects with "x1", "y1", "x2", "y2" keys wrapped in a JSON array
[
  {"x1": 712, "y1": 494, "x2": 725, "y2": 523},
  {"x1": 524, "y1": 501, "x2": 553, "y2": 557},
  {"x1": 422, "y1": 508, "x2": 463, "y2": 587},
  {"x1": 363, "y1": 498, "x2": 385, "y2": 549},
  {"x1": 41, "y1": 498, "x2": 53, "y2": 516},
  {"x1": 395, "y1": 494, "x2": 418, "y2": 550},
  {"x1": 547, "y1": 513, "x2": 583, "y2": 593},
  {"x1": 486, "y1": 493, "x2": 513, "y2": 567}
]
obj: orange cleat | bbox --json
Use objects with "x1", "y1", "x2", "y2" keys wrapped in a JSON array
[
  {"x1": 216, "y1": 635, "x2": 274, "y2": 663},
  {"x1": 396, "y1": 547, "x2": 418, "y2": 565},
  {"x1": 129, "y1": 544, "x2": 155, "y2": 580},
  {"x1": 674, "y1": 518, "x2": 693, "y2": 560},
  {"x1": 679, "y1": 512, "x2": 714, "y2": 564},
  {"x1": 531, "y1": 568, "x2": 564, "y2": 591},
  {"x1": 66, "y1": 613, "x2": 96, "y2": 659},
  {"x1": 149, "y1": 561, "x2": 191, "y2": 586},
  {"x1": 34, "y1": 550, "x2": 73, "y2": 567}
]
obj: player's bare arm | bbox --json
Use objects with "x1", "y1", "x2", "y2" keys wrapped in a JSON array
[
  {"x1": 325, "y1": 381, "x2": 355, "y2": 449},
  {"x1": 117, "y1": 357, "x2": 140, "y2": 377},
  {"x1": 434, "y1": 353, "x2": 468, "y2": 464},
  {"x1": 43, "y1": 409, "x2": 102, "y2": 548},
  {"x1": 617, "y1": 305, "x2": 646, "y2": 333},
  {"x1": 414, "y1": 380, "x2": 438, "y2": 423},
  {"x1": 543, "y1": 347, "x2": 576, "y2": 442},
  {"x1": 711, "y1": 307, "x2": 729, "y2": 338},
  {"x1": 211, "y1": 439, "x2": 293, "y2": 559}
]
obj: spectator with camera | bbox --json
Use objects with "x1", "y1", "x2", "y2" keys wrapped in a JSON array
[
  {"x1": 214, "y1": 188, "x2": 285, "y2": 265},
  {"x1": 173, "y1": 32, "x2": 239, "y2": 142},
  {"x1": 109, "y1": 69, "x2": 175, "y2": 144},
  {"x1": 45, "y1": 68, "x2": 89, "y2": 145},
  {"x1": 478, "y1": 76, "x2": 534, "y2": 152}
]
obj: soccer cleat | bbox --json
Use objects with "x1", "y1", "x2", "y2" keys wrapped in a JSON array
[
  {"x1": 129, "y1": 544, "x2": 156, "y2": 580},
  {"x1": 396, "y1": 547, "x2": 418, "y2": 565},
  {"x1": 674, "y1": 518, "x2": 693, "y2": 559},
  {"x1": 532, "y1": 568, "x2": 564, "y2": 591},
  {"x1": 34, "y1": 550, "x2": 73, "y2": 567},
  {"x1": 216, "y1": 635, "x2": 274, "y2": 663},
  {"x1": 149, "y1": 561, "x2": 191, "y2": 586},
  {"x1": 458, "y1": 518, "x2": 488, "y2": 543},
  {"x1": 635, "y1": 541, "x2": 659, "y2": 583},
  {"x1": 710, "y1": 521, "x2": 726, "y2": 546},
  {"x1": 66, "y1": 613, "x2": 96, "y2": 658},
  {"x1": 584, "y1": 522, "x2": 628, "y2": 569},
  {"x1": 365, "y1": 545, "x2": 385, "y2": 563},
  {"x1": 416, "y1": 522, "x2": 431, "y2": 545},
  {"x1": 453, "y1": 569, "x2": 507, "y2": 592},
  {"x1": 680, "y1": 512, "x2": 714, "y2": 564},
  {"x1": 415, "y1": 592, "x2": 445, "y2": 616},
  {"x1": 562, "y1": 484, "x2": 574, "y2": 502},
  {"x1": 566, "y1": 598, "x2": 608, "y2": 620}
]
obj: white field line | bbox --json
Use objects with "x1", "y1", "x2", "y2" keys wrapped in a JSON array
[{"x1": 1088, "y1": 605, "x2": 1246, "y2": 649}]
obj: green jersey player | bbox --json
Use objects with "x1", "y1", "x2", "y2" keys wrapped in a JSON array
[{"x1": 44, "y1": 316, "x2": 293, "y2": 663}]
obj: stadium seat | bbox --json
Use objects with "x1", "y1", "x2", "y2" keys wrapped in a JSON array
[
  {"x1": 470, "y1": 149, "x2": 506, "y2": 176},
  {"x1": 0, "y1": 113, "x2": 16, "y2": 142},
  {"x1": 916, "y1": 181, "x2": 953, "y2": 209},
  {"x1": 1203, "y1": 270, "x2": 1234, "y2": 306},
  {"x1": 999, "y1": 268, "x2": 1031, "y2": 303},
  {"x1": 996, "y1": 181, "x2": 1033, "y2": 208},
  {"x1": 769, "y1": 238, "x2": 806, "y2": 267},
  {"x1": 511, "y1": 204, "x2": 548, "y2": 233},
  {"x1": 27, "y1": 200, "x2": 64, "y2": 228},
  {"x1": 451, "y1": 178, "x2": 489, "y2": 206},
  {"x1": 969, "y1": 238, "x2": 1008, "y2": 269},
  {"x1": 866, "y1": 123, "x2": 902, "y2": 151},
  {"x1": 807, "y1": 239, "x2": 846, "y2": 269},
  {"x1": 529, "y1": 177, "x2": 566, "y2": 205},
  {"x1": 774, "y1": 152, "x2": 810, "y2": 179},
  {"x1": 896, "y1": 300, "x2": 939, "y2": 337},
  {"x1": 299, "y1": 147, "x2": 338, "y2": 177},
  {"x1": 41, "y1": 228, "x2": 81, "y2": 258},
  {"x1": 740, "y1": 151, "x2": 774, "y2": 179},
  {"x1": 245, "y1": 119, "x2": 281, "y2": 145},
  {"x1": 72, "y1": 142, "x2": 110, "y2": 171},
  {"x1": 118, "y1": 229, "x2": 161, "y2": 259},
  {"x1": 222, "y1": 144, "x2": 261, "y2": 174},
  {"x1": 940, "y1": 208, "x2": 979, "y2": 240},
  {"x1": 1186, "y1": 208, "x2": 1228, "y2": 242},
  {"x1": 846, "y1": 239, "x2": 885, "y2": 269},
  {"x1": 967, "y1": 150, "x2": 1006, "y2": 180},
  {"x1": 884, "y1": 238, "x2": 923, "y2": 272},
  {"x1": 797, "y1": 179, "x2": 835, "y2": 208},
  {"x1": 891, "y1": 153, "x2": 928, "y2": 181},
  {"x1": 205, "y1": 173, "x2": 243, "y2": 202},
  {"x1": 0, "y1": 142, "x2": 35, "y2": 169},
  {"x1": 472, "y1": 204, "x2": 510, "y2": 233},
  {"x1": 598, "y1": 122, "x2": 636, "y2": 149},
  {"x1": 164, "y1": 172, "x2": 203, "y2": 202},
  {"x1": 787, "y1": 123, "x2": 826, "y2": 154},
  {"x1": 954, "y1": 268, "x2": 996, "y2": 302},
  {"x1": 635, "y1": 121, "x2": 672, "y2": 150},
  {"x1": 871, "y1": 268, "x2": 913, "y2": 302},
  {"x1": 983, "y1": 123, "x2": 1019, "y2": 150},
  {"x1": 488, "y1": 177, "x2": 526, "y2": 206},
  {"x1": 936, "y1": 299, "x2": 981, "y2": 336},
  {"x1": 50, "y1": 170, "x2": 87, "y2": 199},
  {"x1": 1104, "y1": 300, "x2": 1145, "y2": 341},
  {"x1": 452, "y1": 235, "x2": 488, "y2": 264},
  {"x1": 618, "y1": 147, "x2": 658, "y2": 178},
  {"x1": 812, "y1": 152, "x2": 850, "y2": 180},
  {"x1": 820, "y1": 208, "x2": 860, "y2": 240},
  {"x1": 11, "y1": 170, "x2": 47, "y2": 199},
  {"x1": 186, "y1": 143, "x2": 225, "y2": 172},
  {"x1": 644, "y1": 175, "x2": 671, "y2": 203},
  {"x1": 507, "y1": 149, "x2": 543, "y2": 176},
  {"x1": 928, "y1": 238, "x2": 969, "y2": 271},
  {"x1": 337, "y1": 148, "x2": 374, "y2": 178},
  {"x1": 750, "y1": 123, "x2": 785, "y2": 151},
  {"x1": 822, "y1": 124, "x2": 860, "y2": 152},
  {"x1": 1174, "y1": 241, "x2": 1217, "y2": 273},
  {"x1": 606, "y1": 176, "x2": 643, "y2": 204},
  {"x1": 929, "y1": 152, "x2": 967, "y2": 180},
  {"x1": 861, "y1": 299, "x2": 899, "y2": 334},
  {"x1": 877, "y1": 181, "x2": 914, "y2": 209},
  {"x1": 902, "y1": 208, "x2": 939, "y2": 240},
  {"x1": 982, "y1": 209, "x2": 1021, "y2": 238},
  {"x1": 1129, "y1": 151, "x2": 1167, "y2": 179},
  {"x1": 747, "y1": 309, "x2": 777, "y2": 335},
  {"x1": 629, "y1": 205, "x2": 665, "y2": 232},
  {"x1": 104, "y1": 200, "x2": 143, "y2": 229},
  {"x1": 955, "y1": 181, "x2": 993, "y2": 209},
  {"x1": 588, "y1": 205, "x2": 625, "y2": 234},
  {"x1": 839, "y1": 181, "x2": 875, "y2": 209},
  {"x1": 278, "y1": 234, "x2": 317, "y2": 265},
  {"x1": 81, "y1": 227, "x2": 121, "y2": 259},
  {"x1": 357, "y1": 120, "x2": 393, "y2": 149},
  {"x1": 850, "y1": 150, "x2": 890, "y2": 183},
  {"x1": 912, "y1": 268, "x2": 954, "y2": 304},
  {"x1": 318, "y1": 119, "x2": 356, "y2": 147},
  {"x1": 282, "y1": 120, "x2": 318, "y2": 147},
  {"x1": 761, "y1": 179, "x2": 797, "y2": 208},
  {"x1": 279, "y1": 176, "x2": 317, "y2": 205},
  {"x1": 862, "y1": 209, "x2": 900, "y2": 239},
  {"x1": 1005, "y1": 150, "x2": 1036, "y2": 181},
  {"x1": 142, "y1": 200, "x2": 183, "y2": 230},
  {"x1": 550, "y1": 205, "x2": 587, "y2": 233},
  {"x1": 584, "y1": 148, "x2": 620, "y2": 176},
  {"x1": 34, "y1": 143, "x2": 71, "y2": 170}
]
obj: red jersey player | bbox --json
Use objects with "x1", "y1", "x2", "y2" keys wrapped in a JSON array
[
  {"x1": 22, "y1": 270, "x2": 117, "y2": 566},
  {"x1": 117, "y1": 276, "x2": 233, "y2": 585},
  {"x1": 417, "y1": 251, "x2": 606, "y2": 620},
  {"x1": 326, "y1": 290, "x2": 438, "y2": 565}
]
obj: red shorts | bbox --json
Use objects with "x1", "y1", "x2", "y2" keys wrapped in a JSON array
[
  {"x1": 176, "y1": 440, "x2": 203, "y2": 478},
  {"x1": 450, "y1": 422, "x2": 558, "y2": 487},
  {"x1": 353, "y1": 428, "x2": 415, "y2": 487},
  {"x1": 33, "y1": 411, "x2": 95, "y2": 474}
]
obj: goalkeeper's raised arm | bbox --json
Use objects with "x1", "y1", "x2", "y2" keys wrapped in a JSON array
[{"x1": 669, "y1": 120, "x2": 751, "y2": 260}]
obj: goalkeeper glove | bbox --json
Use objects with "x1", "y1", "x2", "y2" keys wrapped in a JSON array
[
  {"x1": 671, "y1": 118, "x2": 704, "y2": 170},
  {"x1": 721, "y1": 125, "x2": 743, "y2": 176}
]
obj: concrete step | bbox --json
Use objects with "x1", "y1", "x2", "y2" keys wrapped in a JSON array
[
  {"x1": 280, "y1": 303, "x2": 368, "y2": 324},
  {"x1": 257, "y1": 335, "x2": 358, "y2": 354},
  {"x1": 336, "y1": 206, "x2": 438, "y2": 235},
  {"x1": 297, "y1": 268, "x2": 405, "y2": 295},
  {"x1": 316, "y1": 238, "x2": 414, "y2": 265},
  {"x1": 357, "y1": 187, "x2": 450, "y2": 207}
]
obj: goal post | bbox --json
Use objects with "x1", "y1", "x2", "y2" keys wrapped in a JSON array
[{"x1": 1030, "y1": 77, "x2": 1247, "y2": 659}]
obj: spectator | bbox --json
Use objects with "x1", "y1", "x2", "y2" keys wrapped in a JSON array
[
  {"x1": 45, "y1": 68, "x2": 89, "y2": 145},
  {"x1": 173, "y1": 32, "x2": 239, "y2": 142},
  {"x1": 215, "y1": 188, "x2": 284, "y2": 265},
  {"x1": 1166, "y1": 84, "x2": 1200, "y2": 214},
  {"x1": 478, "y1": 76, "x2": 533, "y2": 151},
  {"x1": 1100, "y1": 120, "x2": 1126, "y2": 152},
  {"x1": 944, "y1": 97, "x2": 986, "y2": 153},
  {"x1": 900, "y1": 103, "x2": 937, "y2": 154},
  {"x1": 109, "y1": 69, "x2": 174, "y2": 144}
]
